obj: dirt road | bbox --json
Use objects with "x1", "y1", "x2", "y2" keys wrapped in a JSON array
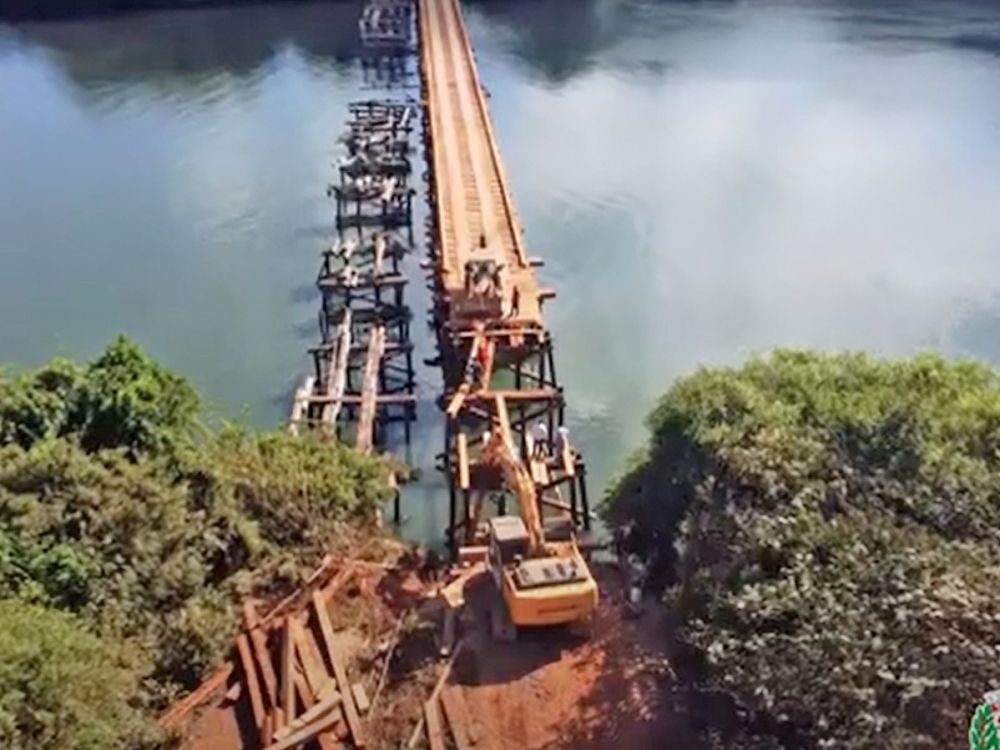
[{"x1": 448, "y1": 563, "x2": 686, "y2": 750}]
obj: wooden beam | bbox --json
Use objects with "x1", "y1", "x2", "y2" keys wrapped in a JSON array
[
  {"x1": 440, "y1": 687, "x2": 475, "y2": 750},
  {"x1": 317, "y1": 273, "x2": 408, "y2": 291},
  {"x1": 281, "y1": 622, "x2": 296, "y2": 723},
  {"x1": 481, "y1": 339, "x2": 496, "y2": 390},
  {"x1": 406, "y1": 640, "x2": 465, "y2": 748},
  {"x1": 356, "y1": 325, "x2": 386, "y2": 455},
  {"x1": 273, "y1": 684, "x2": 340, "y2": 742},
  {"x1": 316, "y1": 561, "x2": 358, "y2": 606},
  {"x1": 424, "y1": 699, "x2": 446, "y2": 750},
  {"x1": 309, "y1": 341, "x2": 412, "y2": 356},
  {"x1": 496, "y1": 395, "x2": 512, "y2": 453},
  {"x1": 322, "y1": 311, "x2": 353, "y2": 428},
  {"x1": 374, "y1": 232, "x2": 386, "y2": 275},
  {"x1": 561, "y1": 444, "x2": 576, "y2": 477},
  {"x1": 456, "y1": 432, "x2": 470, "y2": 491},
  {"x1": 302, "y1": 392, "x2": 416, "y2": 405},
  {"x1": 445, "y1": 382, "x2": 469, "y2": 418},
  {"x1": 290, "y1": 615, "x2": 333, "y2": 698},
  {"x1": 244, "y1": 601, "x2": 282, "y2": 738},
  {"x1": 312, "y1": 591, "x2": 367, "y2": 746},
  {"x1": 261, "y1": 705, "x2": 342, "y2": 750},
  {"x1": 289, "y1": 670, "x2": 341, "y2": 750},
  {"x1": 157, "y1": 663, "x2": 233, "y2": 729},
  {"x1": 465, "y1": 388, "x2": 559, "y2": 403},
  {"x1": 453, "y1": 326, "x2": 541, "y2": 340},
  {"x1": 288, "y1": 376, "x2": 315, "y2": 436},
  {"x1": 235, "y1": 634, "x2": 266, "y2": 736}
]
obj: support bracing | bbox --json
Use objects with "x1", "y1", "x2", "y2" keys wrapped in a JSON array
[{"x1": 290, "y1": 0, "x2": 419, "y2": 471}]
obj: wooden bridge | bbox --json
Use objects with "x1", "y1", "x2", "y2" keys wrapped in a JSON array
[
  {"x1": 418, "y1": 0, "x2": 592, "y2": 554},
  {"x1": 289, "y1": 0, "x2": 592, "y2": 553}
]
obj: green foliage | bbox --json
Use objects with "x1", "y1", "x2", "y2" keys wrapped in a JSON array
[
  {"x1": 0, "y1": 599, "x2": 159, "y2": 750},
  {"x1": 0, "y1": 339, "x2": 396, "y2": 748},
  {"x1": 0, "y1": 336, "x2": 200, "y2": 456},
  {"x1": 606, "y1": 350, "x2": 1000, "y2": 750}
]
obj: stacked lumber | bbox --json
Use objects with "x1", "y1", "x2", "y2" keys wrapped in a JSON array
[
  {"x1": 160, "y1": 556, "x2": 372, "y2": 750},
  {"x1": 406, "y1": 641, "x2": 482, "y2": 750}
]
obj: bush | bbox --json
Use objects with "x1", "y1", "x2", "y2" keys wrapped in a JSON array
[
  {"x1": 0, "y1": 336, "x2": 199, "y2": 456},
  {"x1": 605, "y1": 350, "x2": 1000, "y2": 750},
  {"x1": 0, "y1": 598, "x2": 158, "y2": 750},
  {"x1": 0, "y1": 339, "x2": 397, "y2": 745}
]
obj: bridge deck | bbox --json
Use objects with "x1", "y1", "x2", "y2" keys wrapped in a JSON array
[{"x1": 418, "y1": 0, "x2": 541, "y2": 327}]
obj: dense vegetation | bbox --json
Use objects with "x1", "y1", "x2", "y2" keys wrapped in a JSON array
[
  {"x1": 606, "y1": 351, "x2": 1000, "y2": 750},
  {"x1": 0, "y1": 338, "x2": 395, "y2": 750}
]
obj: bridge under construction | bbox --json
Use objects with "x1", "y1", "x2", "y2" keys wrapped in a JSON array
[
  {"x1": 289, "y1": 0, "x2": 593, "y2": 555},
  {"x1": 418, "y1": 0, "x2": 593, "y2": 554},
  {"x1": 165, "y1": 3, "x2": 661, "y2": 750}
]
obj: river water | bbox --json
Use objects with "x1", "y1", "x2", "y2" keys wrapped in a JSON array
[{"x1": 4, "y1": 0, "x2": 1000, "y2": 543}]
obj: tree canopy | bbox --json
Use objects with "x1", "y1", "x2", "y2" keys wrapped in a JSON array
[
  {"x1": 606, "y1": 350, "x2": 1000, "y2": 750},
  {"x1": 0, "y1": 338, "x2": 395, "y2": 749}
]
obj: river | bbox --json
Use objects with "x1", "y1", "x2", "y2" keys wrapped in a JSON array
[{"x1": 3, "y1": 0, "x2": 1000, "y2": 544}]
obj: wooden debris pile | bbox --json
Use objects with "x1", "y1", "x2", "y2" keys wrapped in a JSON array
[
  {"x1": 160, "y1": 556, "x2": 374, "y2": 750},
  {"x1": 409, "y1": 641, "x2": 487, "y2": 750}
]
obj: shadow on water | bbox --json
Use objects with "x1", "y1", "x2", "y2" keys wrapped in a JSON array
[
  {"x1": 3, "y1": 0, "x2": 365, "y2": 90},
  {"x1": 290, "y1": 282, "x2": 320, "y2": 305}
]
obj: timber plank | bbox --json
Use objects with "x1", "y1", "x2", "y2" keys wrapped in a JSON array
[
  {"x1": 456, "y1": 431, "x2": 470, "y2": 490},
  {"x1": 440, "y1": 686, "x2": 475, "y2": 750},
  {"x1": 356, "y1": 326, "x2": 386, "y2": 455},
  {"x1": 311, "y1": 590, "x2": 367, "y2": 747},
  {"x1": 282, "y1": 621, "x2": 296, "y2": 723},
  {"x1": 235, "y1": 634, "x2": 266, "y2": 735},
  {"x1": 244, "y1": 602, "x2": 283, "y2": 736},
  {"x1": 424, "y1": 699, "x2": 446, "y2": 750},
  {"x1": 291, "y1": 670, "x2": 341, "y2": 750}
]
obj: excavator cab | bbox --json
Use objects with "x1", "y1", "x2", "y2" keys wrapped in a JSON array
[{"x1": 486, "y1": 516, "x2": 530, "y2": 590}]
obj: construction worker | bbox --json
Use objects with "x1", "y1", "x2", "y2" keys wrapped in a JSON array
[
  {"x1": 530, "y1": 421, "x2": 549, "y2": 459},
  {"x1": 467, "y1": 356, "x2": 482, "y2": 388},
  {"x1": 474, "y1": 340, "x2": 490, "y2": 390},
  {"x1": 555, "y1": 425, "x2": 570, "y2": 456}
]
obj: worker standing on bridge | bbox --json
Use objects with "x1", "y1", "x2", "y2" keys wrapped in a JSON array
[
  {"x1": 530, "y1": 421, "x2": 549, "y2": 459},
  {"x1": 555, "y1": 425, "x2": 570, "y2": 457},
  {"x1": 475, "y1": 338, "x2": 490, "y2": 390}
]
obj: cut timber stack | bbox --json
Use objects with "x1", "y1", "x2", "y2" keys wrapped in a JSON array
[{"x1": 160, "y1": 556, "x2": 372, "y2": 750}]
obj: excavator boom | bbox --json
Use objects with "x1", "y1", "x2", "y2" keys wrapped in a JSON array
[
  {"x1": 476, "y1": 396, "x2": 599, "y2": 631},
  {"x1": 480, "y1": 421, "x2": 544, "y2": 555}
]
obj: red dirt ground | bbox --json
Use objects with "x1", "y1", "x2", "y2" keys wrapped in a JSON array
[
  {"x1": 175, "y1": 559, "x2": 686, "y2": 750},
  {"x1": 451, "y1": 562, "x2": 689, "y2": 750}
]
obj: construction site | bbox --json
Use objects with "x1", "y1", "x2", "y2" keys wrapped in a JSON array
[{"x1": 163, "y1": 0, "x2": 678, "y2": 747}]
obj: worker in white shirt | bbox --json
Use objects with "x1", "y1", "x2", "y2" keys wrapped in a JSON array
[
  {"x1": 530, "y1": 421, "x2": 549, "y2": 459},
  {"x1": 554, "y1": 425, "x2": 570, "y2": 457}
]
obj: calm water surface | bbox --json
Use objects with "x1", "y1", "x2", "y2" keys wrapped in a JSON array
[{"x1": 4, "y1": 0, "x2": 1000, "y2": 542}]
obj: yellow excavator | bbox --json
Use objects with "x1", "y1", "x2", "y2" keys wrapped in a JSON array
[{"x1": 473, "y1": 424, "x2": 598, "y2": 638}]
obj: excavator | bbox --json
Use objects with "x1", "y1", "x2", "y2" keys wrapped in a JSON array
[{"x1": 475, "y1": 425, "x2": 599, "y2": 638}]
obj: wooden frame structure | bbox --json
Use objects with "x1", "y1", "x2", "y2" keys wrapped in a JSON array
[
  {"x1": 290, "y1": 49, "x2": 418, "y2": 464},
  {"x1": 359, "y1": 0, "x2": 417, "y2": 89},
  {"x1": 417, "y1": 0, "x2": 592, "y2": 556}
]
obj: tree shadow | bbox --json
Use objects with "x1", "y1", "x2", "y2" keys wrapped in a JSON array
[{"x1": 533, "y1": 566, "x2": 696, "y2": 750}]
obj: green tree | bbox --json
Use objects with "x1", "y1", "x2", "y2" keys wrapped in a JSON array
[
  {"x1": 0, "y1": 339, "x2": 397, "y2": 746},
  {"x1": 606, "y1": 351, "x2": 1000, "y2": 750},
  {"x1": 0, "y1": 599, "x2": 159, "y2": 750}
]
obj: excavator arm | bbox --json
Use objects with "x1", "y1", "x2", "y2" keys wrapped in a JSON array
[{"x1": 479, "y1": 413, "x2": 545, "y2": 556}]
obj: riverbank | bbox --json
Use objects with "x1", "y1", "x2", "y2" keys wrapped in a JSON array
[{"x1": 604, "y1": 350, "x2": 1000, "y2": 750}]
